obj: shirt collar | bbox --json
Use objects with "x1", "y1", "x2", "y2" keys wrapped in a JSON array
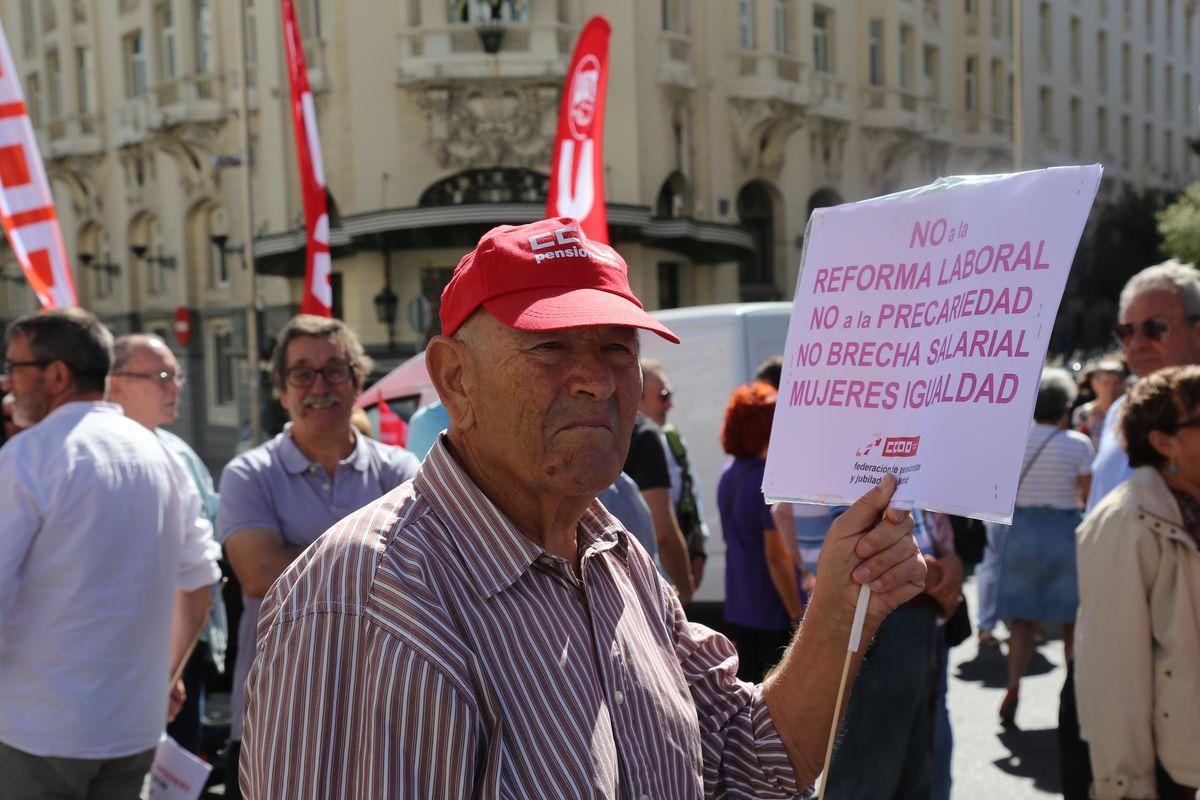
[
  {"x1": 277, "y1": 422, "x2": 371, "y2": 475},
  {"x1": 45, "y1": 399, "x2": 119, "y2": 422},
  {"x1": 414, "y1": 434, "x2": 627, "y2": 599}
]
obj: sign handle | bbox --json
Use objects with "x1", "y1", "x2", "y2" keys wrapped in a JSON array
[{"x1": 815, "y1": 582, "x2": 871, "y2": 800}]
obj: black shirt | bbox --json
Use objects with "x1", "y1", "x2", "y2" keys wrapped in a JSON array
[{"x1": 624, "y1": 413, "x2": 671, "y2": 491}]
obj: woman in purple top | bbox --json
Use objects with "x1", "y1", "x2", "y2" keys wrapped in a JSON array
[{"x1": 717, "y1": 382, "x2": 802, "y2": 682}]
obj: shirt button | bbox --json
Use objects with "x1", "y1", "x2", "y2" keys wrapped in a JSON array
[
  {"x1": 613, "y1": 690, "x2": 625, "y2": 706},
  {"x1": 323, "y1": 483, "x2": 331, "y2": 490},
  {"x1": 639, "y1": 794, "x2": 650, "y2": 800}
]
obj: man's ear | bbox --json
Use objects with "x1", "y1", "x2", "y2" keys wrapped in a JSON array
[
  {"x1": 426, "y1": 335, "x2": 476, "y2": 432},
  {"x1": 45, "y1": 360, "x2": 73, "y2": 396}
]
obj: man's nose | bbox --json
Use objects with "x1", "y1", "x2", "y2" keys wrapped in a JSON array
[{"x1": 568, "y1": 349, "x2": 618, "y2": 398}]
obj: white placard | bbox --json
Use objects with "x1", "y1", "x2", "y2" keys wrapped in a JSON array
[
  {"x1": 763, "y1": 166, "x2": 1101, "y2": 524},
  {"x1": 147, "y1": 734, "x2": 213, "y2": 800}
]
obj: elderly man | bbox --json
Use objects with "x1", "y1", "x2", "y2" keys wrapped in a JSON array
[
  {"x1": 108, "y1": 333, "x2": 225, "y2": 754},
  {"x1": 217, "y1": 315, "x2": 419, "y2": 798},
  {"x1": 1087, "y1": 260, "x2": 1200, "y2": 510},
  {"x1": 0, "y1": 309, "x2": 221, "y2": 799},
  {"x1": 240, "y1": 218, "x2": 925, "y2": 798},
  {"x1": 637, "y1": 358, "x2": 709, "y2": 588}
]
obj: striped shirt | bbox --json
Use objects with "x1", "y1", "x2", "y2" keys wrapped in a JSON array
[
  {"x1": 241, "y1": 436, "x2": 805, "y2": 799},
  {"x1": 1015, "y1": 424, "x2": 1094, "y2": 510}
]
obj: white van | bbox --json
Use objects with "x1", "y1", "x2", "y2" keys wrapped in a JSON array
[{"x1": 643, "y1": 302, "x2": 793, "y2": 607}]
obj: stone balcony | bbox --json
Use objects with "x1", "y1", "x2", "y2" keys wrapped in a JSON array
[
  {"x1": 395, "y1": 21, "x2": 573, "y2": 84},
  {"x1": 658, "y1": 31, "x2": 696, "y2": 89},
  {"x1": 148, "y1": 74, "x2": 225, "y2": 130},
  {"x1": 728, "y1": 51, "x2": 809, "y2": 107},
  {"x1": 42, "y1": 113, "x2": 104, "y2": 158}
]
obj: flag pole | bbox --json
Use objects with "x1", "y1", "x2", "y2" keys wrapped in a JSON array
[{"x1": 235, "y1": 1, "x2": 261, "y2": 445}]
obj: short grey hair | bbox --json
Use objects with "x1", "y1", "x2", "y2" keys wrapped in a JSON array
[
  {"x1": 5, "y1": 308, "x2": 113, "y2": 394},
  {"x1": 270, "y1": 315, "x2": 373, "y2": 390},
  {"x1": 1118, "y1": 259, "x2": 1200, "y2": 318},
  {"x1": 1034, "y1": 367, "x2": 1078, "y2": 422},
  {"x1": 112, "y1": 333, "x2": 170, "y2": 372},
  {"x1": 639, "y1": 358, "x2": 664, "y2": 381}
]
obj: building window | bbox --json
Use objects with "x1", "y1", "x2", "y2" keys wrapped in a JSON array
[
  {"x1": 1167, "y1": 0, "x2": 1175, "y2": 50},
  {"x1": 773, "y1": 0, "x2": 790, "y2": 55},
  {"x1": 1144, "y1": 54, "x2": 1154, "y2": 112},
  {"x1": 1097, "y1": 30, "x2": 1108, "y2": 94},
  {"x1": 813, "y1": 7, "x2": 832, "y2": 73},
  {"x1": 1097, "y1": 106, "x2": 1109, "y2": 153},
  {"x1": 75, "y1": 47, "x2": 94, "y2": 113},
  {"x1": 449, "y1": 0, "x2": 527, "y2": 23},
  {"x1": 1069, "y1": 17, "x2": 1081, "y2": 84},
  {"x1": 154, "y1": 1, "x2": 176, "y2": 81},
  {"x1": 965, "y1": 0, "x2": 976, "y2": 15},
  {"x1": 1144, "y1": 121, "x2": 1154, "y2": 166},
  {"x1": 1121, "y1": 43, "x2": 1131, "y2": 103},
  {"x1": 1185, "y1": 74, "x2": 1193, "y2": 125},
  {"x1": 245, "y1": 0, "x2": 258, "y2": 65},
  {"x1": 661, "y1": 0, "x2": 688, "y2": 34},
  {"x1": 45, "y1": 49, "x2": 61, "y2": 120},
  {"x1": 738, "y1": 0, "x2": 754, "y2": 50},
  {"x1": 899, "y1": 25, "x2": 913, "y2": 90},
  {"x1": 1038, "y1": 3, "x2": 1052, "y2": 66},
  {"x1": 420, "y1": 267, "x2": 454, "y2": 338},
  {"x1": 19, "y1": 0, "x2": 34, "y2": 56},
  {"x1": 1070, "y1": 96, "x2": 1082, "y2": 155},
  {"x1": 1165, "y1": 64, "x2": 1174, "y2": 119},
  {"x1": 1121, "y1": 113, "x2": 1131, "y2": 165},
  {"x1": 1146, "y1": 0, "x2": 1154, "y2": 40},
  {"x1": 298, "y1": 0, "x2": 323, "y2": 38},
  {"x1": 868, "y1": 18, "x2": 884, "y2": 87},
  {"x1": 1165, "y1": 129, "x2": 1174, "y2": 174},
  {"x1": 657, "y1": 263, "x2": 681, "y2": 310},
  {"x1": 123, "y1": 32, "x2": 147, "y2": 98},
  {"x1": 964, "y1": 56, "x2": 977, "y2": 111},
  {"x1": 990, "y1": 59, "x2": 1004, "y2": 115},
  {"x1": 1187, "y1": 7, "x2": 1195, "y2": 59},
  {"x1": 26, "y1": 73, "x2": 40, "y2": 126},
  {"x1": 991, "y1": 0, "x2": 1004, "y2": 34},
  {"x1": 330, "y1": 273, "x2": 343, "y2": 321},
  {"x1": 923, "y1": 45, "x2": 940, "y2": 101},
  {"x1": 1039, "y1": 86, "x2": 1053, "y2": 134},
  {"x1": 194, "y1": 0, "x2": 213, "y2": 73},
  {"x1": 207, "y1": 318, "x2": 238, "y2": 422}
]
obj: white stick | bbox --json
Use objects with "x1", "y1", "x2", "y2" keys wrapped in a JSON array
[{"x1": 815, "y1": 583, "x2": 871, "y2": 800}]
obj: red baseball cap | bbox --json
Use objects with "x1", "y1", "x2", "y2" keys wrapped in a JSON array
[{"x1": 439, "y1": 217, "x2": 680, "y2": 343}]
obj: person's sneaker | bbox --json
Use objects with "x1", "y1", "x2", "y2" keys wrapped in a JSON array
[{"x1": 999, "y1": 687, "x2": 1019, "y2": 726}]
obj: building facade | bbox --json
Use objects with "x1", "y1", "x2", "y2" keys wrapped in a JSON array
[{"x1": 1, "y1": 0, "x2": 1197, "y2": 465}]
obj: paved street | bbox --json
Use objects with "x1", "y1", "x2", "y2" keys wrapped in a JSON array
[{"x1": 946, "y1": 577, "x2": 1067, "y2": 799}]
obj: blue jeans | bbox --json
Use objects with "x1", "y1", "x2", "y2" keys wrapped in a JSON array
[
  {"x1": 825, "y1": 602, "x2": 939, "y2": 800},
  {"x1": 932, "y1": 636, "x2": 952, "y2": 800},
  {"x1": 976, "y1": 521, "x2": 1006, "y2": 632}
]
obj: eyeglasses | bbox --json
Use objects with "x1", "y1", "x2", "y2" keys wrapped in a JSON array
[
  {"x1": 283, "y1": 360, "x2": 353, "y2": 388},
  {"x1": 112, "y1": 369, "x2": 186, "y2": 387},
  {"x1": 658, "y1": 387, "x2": 673, "y2": 402},
  {"x1": 1112, "y1": 316, "x2": 1200, "y2": 346},
  {"x1": 0, "y1": 359, "x2": 51, "y2": 380}
]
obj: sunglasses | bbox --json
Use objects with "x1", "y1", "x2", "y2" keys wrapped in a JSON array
[
  {"x1": 658, "y1": 387, "x2": 673, "y2": 402},
  {"x1": 112, "y1": 369, "x2": 186, "y2": 387},
  {"x1": 1112, "y1": 316, "x2": 1200, "y2": 346}
]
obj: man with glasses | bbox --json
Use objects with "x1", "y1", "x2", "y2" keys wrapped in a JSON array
[
  {"x1": 638, "y1": 358, "x2": 710, "y2": 589},
  {"x1": 108, "y1": 334, "x2": 225, "y2": 755},
  {"x1": 216, "y1": 314, "x2": 418, "y2": 798},
  {"x1": 1087, "y1": 260, "x2": 1200, "y2": 511},
  {"x1": 0, "y1": 309, "x2": 221, "y2": 799}
]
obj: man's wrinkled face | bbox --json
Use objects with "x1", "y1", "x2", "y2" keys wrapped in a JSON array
[
  {"x1": 278, "y1": 335, "x2": 358, "y2": 438},
  {"x1": 639, "y1": 370, "x2": 673, "y2": 427},
  {"x1": 112, "y1": 344, "x2": 183, "y2": 428},
  {"x1": 459, "y1": 317, "x2": 642, "y2": 498},
  {"x1": 1119, "y1": 289, "x2": 1200, "y2": 378},
  {"x1": 4, "y1": 334, "x2": 50, "y2": 427}
]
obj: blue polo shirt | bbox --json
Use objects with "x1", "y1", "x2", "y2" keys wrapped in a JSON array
[{"x1": 217, "y1": 424, "x2": 418, "y2": 739}]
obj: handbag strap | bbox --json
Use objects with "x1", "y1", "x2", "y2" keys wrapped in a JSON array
[{"x1": 1018, "y1": 428, "x2": 1063, "y2": 489}]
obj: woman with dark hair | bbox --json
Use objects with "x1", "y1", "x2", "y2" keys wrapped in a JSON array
[
  {"x1": 717, "y1": 381, "x2": 801, "y2": 683},
  {"x1": 995, "y1": 367, "x2": 1095, "y2": 724},
  {"x1": 1075, "y1": 366, "x2": 1200, "y2": 800}
]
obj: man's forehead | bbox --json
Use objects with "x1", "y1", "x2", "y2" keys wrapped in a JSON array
[
  {"x1": 286, "y1": 335, "x2": 347, "y2": 364},
  {"x1": 1123, "y1": 288, "x2": 1186, "y2": 319}
]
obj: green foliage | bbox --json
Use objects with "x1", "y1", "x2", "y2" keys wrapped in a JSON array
[{"x1": 1157, "y1": 182, "x2": 1200, "y2": 267}]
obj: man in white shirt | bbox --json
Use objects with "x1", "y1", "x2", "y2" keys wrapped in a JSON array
[
  {"x1": 1087, "y1": 260, "x2": 1200, "y2": 511},
  {"x1": 0, "y1": 309, "x2": 221, "y2": 799}
]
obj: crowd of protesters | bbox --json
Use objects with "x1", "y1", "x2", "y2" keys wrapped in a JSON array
[{"x1": 1, "y1": 241, "x2": 1197, "y2": 800}]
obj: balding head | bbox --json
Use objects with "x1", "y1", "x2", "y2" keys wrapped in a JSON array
[{"x1": 108, "y1": 334, "x2": 185, "y2": 430}]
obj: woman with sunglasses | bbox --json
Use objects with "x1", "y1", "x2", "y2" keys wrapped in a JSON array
[{"x1": 1075, "y1": 366, "x2": 1200, "y2": 800}]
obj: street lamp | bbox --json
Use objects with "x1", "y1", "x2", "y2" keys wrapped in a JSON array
[
  {"x1": 129, "y1": 244, "x2": 177, "y2": 269},
  {"x1": 373, "y1": 285, "x2": 398, "y2": 352}
]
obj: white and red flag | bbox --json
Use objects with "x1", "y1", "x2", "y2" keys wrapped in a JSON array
[
  {"x1": 280, "y1": 0, "x2": 331, "y2": 317},
  {"x1": 0, "y1": 18, "x2": 76, "y2": 309},
  {"x1": 547, "y1": 16, "x2": 611, "y2": 244}
]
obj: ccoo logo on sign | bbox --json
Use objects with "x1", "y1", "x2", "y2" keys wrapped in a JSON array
[
  {"x1": 881, "y1": 436, "x2": 921, "y2": 457},
  {"x1": 567, "y1": 55, "x2": 600, "y2": 141}
]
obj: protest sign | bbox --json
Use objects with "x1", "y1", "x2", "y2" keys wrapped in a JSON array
[
  {"x1": 147, "y1": 734, "x2": 212, "y2": 800},
  {"x1": 763, "y1": 166, "x2": 1101, "y2": 523}
]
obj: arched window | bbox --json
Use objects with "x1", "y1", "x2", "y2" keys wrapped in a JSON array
[
  {"x1": 737, "y1": 180, "x2": 777, "y2": 292},
  {"x1": 654, "y1": 171, "x2": 691, "y2": 219}
]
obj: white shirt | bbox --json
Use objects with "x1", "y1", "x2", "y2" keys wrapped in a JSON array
[
  {"x1": 1086, "y1": 393, "x2": 1135, "y2": 512},
  {"x1": 0, "y1": 402, "x2": 221, "y2": 758},
  {"x1": 1016, "y1": 424, "x2": 1095, "y2": 509}
]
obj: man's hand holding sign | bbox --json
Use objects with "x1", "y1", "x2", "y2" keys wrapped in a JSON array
[{"x1": 764, "y1": 166, "x2": 1101, "y2": 795}]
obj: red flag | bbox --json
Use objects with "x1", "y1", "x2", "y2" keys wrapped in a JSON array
[
  {"x1": 0, "y1": 18, "x2": 77, "y2": 309},
  {"x1": 280, "y1": 0, "x2": 331, "y2": 317},
  {"x1": 547, "y1": 16, "x2": 611, "y2": 244},
  {"x1": 376, "y1": 401, "x2": 407, "y2": 448}
]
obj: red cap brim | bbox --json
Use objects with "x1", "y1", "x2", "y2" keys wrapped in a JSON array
[{"x1": 482, "y1": 287, "x2": 680, "y2": 344}]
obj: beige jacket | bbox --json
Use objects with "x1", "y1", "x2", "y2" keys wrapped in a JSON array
[{"x1": 1076, "y1": 467, "x2": 1200, "y2": 800}]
